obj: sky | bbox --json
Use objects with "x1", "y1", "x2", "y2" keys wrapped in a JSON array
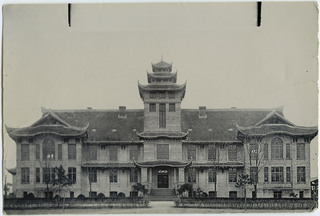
[{"x1": 1, "y1": 2, "x2": 318, "y2": 183}]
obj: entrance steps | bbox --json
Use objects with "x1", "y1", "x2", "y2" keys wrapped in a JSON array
[{"x1": 150, "y1": 188, "x2": 176, "y2": 201}]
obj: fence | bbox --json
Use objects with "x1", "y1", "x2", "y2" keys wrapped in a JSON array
[
  {"x1": 175, "y1": 197, "x2": 317, "y2": 210},
  {"x1": 4, "y1": 197, "x2": 149, "y2": 209}
]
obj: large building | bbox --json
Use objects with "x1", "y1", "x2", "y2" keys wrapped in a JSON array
[{"x1": 6, "y1": 60, "x2": 318, "y2": 199}]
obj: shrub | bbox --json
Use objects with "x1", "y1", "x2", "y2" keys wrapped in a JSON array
[
  {"x1": 97, "y1": 193, "x2": 105, "y2": 198},
  {"x1": 177, "y1": 183, "x2": 193, "y2": 196},
  {"x1": 118, "y1": 192, "x2": 125, "y2": 198},
  {"x1": 26, "y1": 193, "x2": 35, "y2": 199},
  {"x1": 77, "y1": 194, "x2": 85, "y2": 199}
]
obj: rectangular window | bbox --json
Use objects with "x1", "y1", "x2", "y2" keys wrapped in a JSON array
[
  {"x1": 250, "y1": 166, "x2": 258, "y2": 183},
  {"x1": 43, "y1": 168, "x2": 55, "y2": 183},
  {"x1": 208, "y1": 145, "x2": 217, "y2": 161},
  {"x1": 228, "y1": 144, "x2": 237, "y2": 161},
  {"x1": 169, "y1": 103, "x2": 176, "y2": 112},
  {"x1": 229, "y1": 168, "x2": 237, "y2": 182},
  {"x1": 271, "y1": 167, "x2": 284, "y2": 183},
  {"x1": 130, "y1": 169, "x2": 138, "y2": 182},
  {"x1": 159, "y1": 103, "x2": 166, "y2": 128},
  {"x1": 58, "y1": 144, "x2": 62, "y2": 160},
  {"x1": 157, "y1": 144, "x2": 169, "y2": 160},
  {"x1": 149, "y1": 103, "x2": 156, "y2": 112},
  {"x1": 297, "y1": 143, "x2": 305, "y2": 160},
  {"x1": 187, "y1": 168, "x2": 196, "y2": 183},
  {"x1": 88, "y1": 145, "x2": 97, "y2": 160},
  {"x1": 229, "y1": 191, "x2": 237, "y2": 198},
  {"x1": 274, "y1": 191, "x2": 282, "y2": 199},
  {"x1": 286, "y1": 143, "x2": 291, "y2": 159},
  {"x1": 208, "y1": 191, "x2": 217, "y2": 198},
  {"x1": 208, "y1": 169, "x2": 216, "y2": 183},
  {"x1": 264, "y1": 143, "x2": 268, "y2": 160},
  {"x1": 68, "y1": 144, "x2": 76, "y2": 160},
  {"x1": 110, "y1": 191, "x2": 118, "y2": 197},
  {"x1": 297, "y1": 167, "x2": 306, "y2": 183},
  {"x1": 35, "y1": 168, "x2": 40, "y2": 183},
  {"x1": 109, "y1": 146, "x2": 118, "y2": 161},
  {"x1": 110, "y1": 169, "x2": 118, "y2": 183},
  {"x1": 286, "y1": 167, "x2": 291, "y2": 183},
  {"x1": 36, "y1": 144, "x2": 40, "y2": 160},
  {"x1": 21, "y1": 144, "x2": 30, "y2": 161},
  {"x1": 159, "y1": 92, "x2": 166, "y2": 98},
  {"x1": 89, "y1": 191, "x2": 97, "y2": 198},
  {"x1": 150, "y1": 92, "x2": 156, "y2": 98},
  {"x1": 264, "y1": 167, "x2": 268, "y2": 182},
  {"x1": 187, "y1": 145, "x2": 196, "y2": 160},
  {"x1": 21, "y1": 168, "x2": 30, "y2": 183},
  {"x1": 68, "y1": 167, "x2": 76, "y2": 183},
  {"x1": 89, "y1": 169, "x2": 97, "y2": 183},
  {"x1": 271, "y1": 139, "x2": 283, "y2": 159},
  {"x1": 168, "y1": 92, "x2": 175, "y2": 98},
  {"x1": 249, "y1": 144, "x2": 258, "y2": 160},
  {"x1": 129, "y1": 146, "x2": 139, "y2": 160}
]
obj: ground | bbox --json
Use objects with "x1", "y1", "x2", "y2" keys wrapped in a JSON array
[{"x1": 4, "y1": 201, "x2": 316, "y2": 215}]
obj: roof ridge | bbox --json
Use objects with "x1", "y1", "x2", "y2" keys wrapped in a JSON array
[{"x1": 181, "y1": 108, "x2": 283, "y2": 111}]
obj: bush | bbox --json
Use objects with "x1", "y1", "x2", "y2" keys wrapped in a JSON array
[
  {"x1": 97, "y1": 193, "x2": 105, "y2": 198},
  {"x1": 177, "y1": 183, "x2": 193, "y2": 196},
  {"x1": 118, "y1": 192, "x2": 125, "y2": 198},
  {"x1": 26, "y1": 193, "x2": 35, "y2": 199},
  {"x1": 77, "y1": 194, "x2": 85, "y2": 199}
]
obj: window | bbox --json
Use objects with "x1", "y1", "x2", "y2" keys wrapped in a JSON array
[
  {"x1": 187, "y1": 168, "x2": 196, "y2": 183},
  {"x1": 228, "y1": 144, "x2": 237, "y2": 161},
  {"x1": 68, "y1": 144, "x2": 76, "y2": 160},
  {"x1": 264, "y1": 167, "x2": 268, "y2": 182},
  {"x1": 110, "y1": 169, "x2": 118, "y2": 183},
  {"x1": 297, "y1": 167, "x2": 306, "y2": 183},
  {"x1": 129, "y1": 146, "x2": 139, "y2": 160},
  {"x1": 21, "y1": 168, "x2": 30, "y2": 183},
  {"x1": 159, "y1": 103, "x2": 166, "y2": 128},
  {"x1": 36, "y1": 144, "x2": 40, "y2": 160},
  {"x1": 121, "y1": 145, "x2": 126, "y2": 150},
  {"x1": 130, "y1": 169, "x2": 138, "y2": 182},
  {"x1": 88, "y1": 145, "x2": 97, "y2": 160},
  {"x1": 89, "y1": 191, "x2": 97, "y2": 198},
  {"x1": 70, "y1": 191, "x2": 74, "y2": 198},
  {"x1": 208, "y1": 191, "x2": 217, "y2": 198},
  {"x1": 110, "y1": 191, "x2": 118, "y2": 197},
  {"x1": 271, "y1": 138, "x2": 283, "y2": 159},
  {"x1": 35, "y1": 168, "x2": 40, "y2": 183},
  {"x1": 89, "y1": 169, "x2": 97, "y2": 183},
  {"x1": 168, "y1": 92, "x2": 175, "y2": 98},
  {"x1": 159, "y1": 92, "x2": 166, "y2": 99},
  {"x1": 229, "y1": 168, "x2": 237, "y2": 182},
  {"x1": 58, "y1": 144, "x2": 62, "y2": 160},
  {"x1": 286, "y1": 167, "x2": 291, "y2": 183},
  {"x1": 43, "y1": 168, "x2": 55, "y2": 183},
  {"x1": 208, "y1": 169, "x2": 216, "y2": 183},
  {"x1": 68, "y1": 167, "x2": 76, "y2": 183},
  {"x1": 187, "y1": 145, "x2": 196, "y2": 160},
  {"x1": 271, "y1": 167, "x2": 284, "y2": 183},
  {"x1": 297, "y1": 143, "x2": 305, "y2": 160},
  {"x1": 250, "y1": 167, "x2": 258, "y2": 183},
  {"x1": 150, "y1": 92, "x2": 156, "y2": 98},
  {"x1": 229, "y1": 191, "x2": 237, "y2": 198},
  {"x1": 299, "y1": 191, "x2": 304, "y2": 198},
  {"x1": 208, "y1": 145, "x2": 217, "y2": 161},
  {"x1": 157, "y1": 144, "x2": 169, "y2": 160},
  {"x1": 264, "y1": 143, "x2": 268, "y2": 160},
  {"x1": 21, "y1": 144, "x2": 30, "y2": 161},
  {"x1": 149, "y1": 103, "x2": 156, "y2": 112},
  {"x1": 286, "y1": 143, "x2": 291, "y2": 159},
  {"x1": 249, "y1": 144, "x2": 258, "y2": 160},
  {"x1": 169, "y1": 103, "x2": 175, "y2": 112},
  {"x1": 43, "y1": 138, "x2": 55, "y2": 160},
  {"x1": 274, "y1": 191, "x2": 282, "y2": 199},
  {"x1": 109, "y1": 146, "x2": 118, "y2": 161}
]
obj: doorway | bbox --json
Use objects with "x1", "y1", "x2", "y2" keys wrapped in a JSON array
[{"x1": 157, "y1": 169, "x2": 169, "y2": 188}]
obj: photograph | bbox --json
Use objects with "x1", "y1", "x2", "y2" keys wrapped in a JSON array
[{"x1": 2, "y1": 1, "x2": 318, "y2": 214}]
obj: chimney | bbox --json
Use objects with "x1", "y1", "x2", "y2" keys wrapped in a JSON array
[
  {"x1": 118, "y1": 106, "x2": 127, "y2": 118},
  {"x1": 199, "y1": 106, "x2": 207, "y2": 118}
]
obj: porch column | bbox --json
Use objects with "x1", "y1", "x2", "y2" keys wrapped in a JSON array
[
  {"x1": 178, "y1": 168, "x2": 185, "y2": 185},
  {"x1": 141, "y1": 167, "x2": 148, "y2": 185},
  {"x1": 148, "y1": 168, "x2": 153, "y2": 187},
  {"x1": 173, "y1": 168, "x2": 177, "y2": 188}
]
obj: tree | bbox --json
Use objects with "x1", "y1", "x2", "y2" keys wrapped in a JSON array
[
  {"x1": 235, "y1": 174, "x2": 253, "y2": 211},
  {"x1": 132, "y1": 183, "x2": 148, "y2": 197},
  {"x1": 3, "y1": 182, "x2": 12, "y2": 198}
]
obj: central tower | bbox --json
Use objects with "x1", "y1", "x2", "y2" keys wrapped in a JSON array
[{"x1": 138, "y1": 59, "x2": 186, "y2": 136}]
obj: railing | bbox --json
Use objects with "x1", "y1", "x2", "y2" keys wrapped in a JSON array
[
  {"x1": 175, "y1": 197, "x2": 317, "y2": 210},
  {"x1": 4, "y1": 197, "x2": 149, "y2": 209}
]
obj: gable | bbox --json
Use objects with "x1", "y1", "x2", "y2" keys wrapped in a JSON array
[
  {"x1": 254, "y1": 111, "x2": 295, "y2": 127},
  {"x1": 31, "y1": 113, "x2": 70, "y2": 127}
]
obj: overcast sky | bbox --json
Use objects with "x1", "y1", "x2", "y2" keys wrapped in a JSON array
[{"x1": 2, "y1": 2, "x2": 318, "y2": 182}]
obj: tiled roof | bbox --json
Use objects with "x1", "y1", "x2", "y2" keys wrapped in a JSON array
[
  {"x1": 147, "y1": 72, "x2": 177, "y2": 83},
  {"x1": 192, "y1": 162, "x2": 244, "y2": 168},
  {"x1": 134, "y1": 160, "x2": 191, "y2": 168},
  {"x1": 138, "y1": 83, "x2": 186, "y2": 91},
  {"x1": 137, "y1": 131, "x2": 187, "y2": 140},
  {"x1": 237, "y1": 124, "x2": 318, "y2": 137},
  {"x1": 82, "y1": 162, "x2": 135, "y2": 168},
  {"x1": 152, "y1": 60, "x2": 172, "y2": 69}
]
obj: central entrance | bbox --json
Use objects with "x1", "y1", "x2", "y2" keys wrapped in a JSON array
[{"x1": 157, "y1": 169, "x2": 169, "y2": 188}]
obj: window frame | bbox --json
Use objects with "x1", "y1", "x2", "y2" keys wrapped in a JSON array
[
  {"x1": 21, "y1": 144, "x2": 30, "y2": 161},
  {"x1": 157, "y1": 144, "x2": 169, "y2": 160},
  {"x1": 271, "y1": 138, "x2": 283, "y2": 159},
  {"x1": 271, "y1": 167, "x2": 284, "y2": 183},
  {"x1": 110, "y1": 169, "x2": 118, "y2": 183},
  {"x1": 229, "y1": 168, "x2": 237, "y2": 182},
  {"x1": 21, "y1": 167, "x2": 30, "y2": 183}
]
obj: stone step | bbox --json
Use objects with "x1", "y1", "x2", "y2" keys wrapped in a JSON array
[
  {"x1": 151, "y1": 189, "x2": 174, "y2": 196},
  {"x1": 149, "y1": 195, "x2": 176, "y2": 201}
]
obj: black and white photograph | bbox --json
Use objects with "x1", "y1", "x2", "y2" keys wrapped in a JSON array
[{"x1": 1, "y1": 1, "x2": 319, "y2": 214}]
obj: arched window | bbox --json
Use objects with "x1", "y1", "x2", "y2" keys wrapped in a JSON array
[
  {"x1": 43, "y1": 138, "x2": 55, "y2": 160},
  {"x1": 271, "y1": 138, "x2": 283, "y2": 159}
]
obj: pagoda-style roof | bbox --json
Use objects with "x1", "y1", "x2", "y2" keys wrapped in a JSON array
[
  {"x1": 152, "y1": 60, "x2": 172, "y2": 72},
  {"x1": 192, "y1": 161, "x2": 244, "y2": 168},
  {"x1": 133, "y1": 160, "x2": 192, "y2": 168},
  {"x1": 137, "y1": 131, "x2": 188, "y2": 140},
  {"x1": 6, "y1": 112, "x2": 88, "y2": 139},
  {"x1": 236, "y1": 110, "x2": 318, "y2": 139},
  {"x1": 147, "y1": 71, "x2": 177, "y2": 83},
  {"x1": 138, "y1": 82, "x2": 187, "y2": 100},
  {"x1": 82, "y1": 162, "x2": 135, "y2": 168}
]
